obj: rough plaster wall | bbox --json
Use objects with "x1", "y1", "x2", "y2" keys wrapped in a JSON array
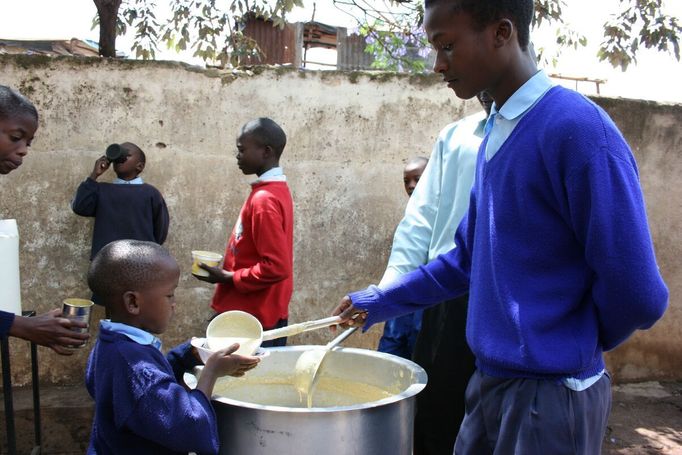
[
  {"x1": 591, "y1": 98, "x2": 682, "y2": 382},
  {"x1": 0, "y1": 56, "x2": 679, "y2": 385},
  {"x1": 0, "y1": 56, "x2": 474, "y2": 384}
]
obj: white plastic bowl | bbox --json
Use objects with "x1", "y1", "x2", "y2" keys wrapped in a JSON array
[
  {"x1": 190, "y1": 337, "x2": 269, "y2": 364},
  {"x1": 206, "y1": 310, "x2": 264, "y2": 355}
]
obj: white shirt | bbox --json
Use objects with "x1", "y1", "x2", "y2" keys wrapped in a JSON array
[
  {"x1": 380, "y1": 112, "x2": 487, "y2": 288},
  {"x1": 251, "y1": 166, "x2": 286, "y2": 185},
  {"x1": 100, "y1": 319, "x2": 162, "y2": 350},
  {"x1": 113, "y1": 176, "x2": 144, "y2": 185},
  {"x1": 484, "y1": 70, "x2": 554, "y2": 160}
]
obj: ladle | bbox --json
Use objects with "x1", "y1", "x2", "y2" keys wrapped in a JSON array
[
  {"x1": 261, "y1": 315, "x2": 344, "y2": 342},
  {"x1": 293, "y1": 327, "x2": 358, "y2": 407},
  {"x1": 206, "y1": 311, "x2": 345, "y2": 355}
]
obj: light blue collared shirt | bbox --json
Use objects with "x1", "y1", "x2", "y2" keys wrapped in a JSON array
[
  {"x1": 251, "y1": 167, "x2": 286, "y2": 185},
  {"x1": 380, "y1": 112, "x2": 487, "y2": 287},
  {"x1": 484, "y1": 70, "x2": 554, "y2": 161},
  {"x1": 113, "y1": 176, "x2": 144, "y2": 185},
  {"x1": 484, "y1": 70, "x2": 604, "y2": 391},
  {"x1": 100, "y1": 320, "x2": 162, "y2": 350}
]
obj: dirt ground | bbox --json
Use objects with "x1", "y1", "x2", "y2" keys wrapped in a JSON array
[
  {"x1": 603, "y1": 382, "x2": 682, "y2": 454},
  {"x1": 2, "y1": 381, "x2": 682, "y2": 454}
]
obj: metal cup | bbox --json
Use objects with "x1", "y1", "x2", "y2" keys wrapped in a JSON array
[
  {"x1": 105, "y1": 143, "x2": 126, "y2": 164},
  {"x1": 62, "y1": 298, "x2": 94, "y2": 348}
]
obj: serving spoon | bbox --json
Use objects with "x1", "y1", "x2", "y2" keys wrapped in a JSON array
[{"x1": 293, "y1": 327, "x2": 358, "y2": 408}]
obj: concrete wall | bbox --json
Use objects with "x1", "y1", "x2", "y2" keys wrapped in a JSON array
[{"x1": 0, "y1": 55, "x2": 679, "y2": 385}]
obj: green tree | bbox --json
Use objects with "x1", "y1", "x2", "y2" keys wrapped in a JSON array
[
  {"x1": 93, "y1": 0, "x2": 123, "y2": 58},
  {"x1": 93, "y1": 0, "x2": 302, "y2": 65},
  {"x1": 94, "y1": 0, "x2": 679, "y2": 71},
  {"x1": 338, "y1": 0, "x2": 680, "y2": 71}
]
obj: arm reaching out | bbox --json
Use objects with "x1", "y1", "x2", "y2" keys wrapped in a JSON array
[
  {"x1": 9, "y1": 308, "x2": 89, "y2": 355},
  {"x1": 196, "y1": 343, "x2": 261, "y2": 397}
]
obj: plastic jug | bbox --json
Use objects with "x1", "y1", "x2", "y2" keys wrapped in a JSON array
[{"x1": 0, "y1": 219, "x2": 22, "y2": 315}]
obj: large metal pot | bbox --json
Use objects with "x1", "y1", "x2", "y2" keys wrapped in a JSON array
[{"x1": 184, "y1": 346, "x2": 427, "y2": 455}]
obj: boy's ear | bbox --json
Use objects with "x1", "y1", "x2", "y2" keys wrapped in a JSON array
[
  {"x1": 122, "y1": 291, "x2": 141, "y2": 315},
  {"x1": 262, "y1": 145, "x2": 273, "y2": 159},
  {"x1": 136, "y1": 160, "x2": 145, "y2": 174},
  {"x1": 492, "y1": 18, "x2": 514, "y2": 48}
]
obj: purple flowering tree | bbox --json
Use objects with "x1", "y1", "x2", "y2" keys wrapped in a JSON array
[{"x1": 336, "y1": 0, "x2": 680, "y2": 72}]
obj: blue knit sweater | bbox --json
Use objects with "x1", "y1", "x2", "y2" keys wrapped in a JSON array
[
  {"x1": 85, "y1": 328, "x2": 219, "y2": 454},
  {"x1": 350, "y1": 86, "x2": 668, "y2": 380},
  {"x1": 71, "y1": 178, "x2": 170, "y2": 259},
  {"x1": 0, "y1": 310, "x2": 14, "y2": 338}
]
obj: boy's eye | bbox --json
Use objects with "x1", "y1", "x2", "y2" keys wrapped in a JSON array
[{"x1": 442, "y1": 44, "x2": 453, "y2": 51}]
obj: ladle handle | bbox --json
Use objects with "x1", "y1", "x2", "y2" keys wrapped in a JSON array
[
  {"x1": 261, "y1": 316, "x2": 343, "y2": 341},
  {"x1": 325, "y1": 327, "x2": 357, "y2": 350}
]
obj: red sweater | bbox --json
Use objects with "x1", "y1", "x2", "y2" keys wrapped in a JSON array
[{"x1": 210, "y1": 181, "x2": 294, "y2": 328}]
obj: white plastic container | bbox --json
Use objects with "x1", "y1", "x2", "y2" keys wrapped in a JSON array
[{"x1": 0, "y1": 219, "x2": 22, "y2": 315}]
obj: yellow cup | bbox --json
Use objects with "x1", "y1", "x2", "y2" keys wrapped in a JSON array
[{"x1": 191, "y1": 250, "x2": 223, "y2": 277}]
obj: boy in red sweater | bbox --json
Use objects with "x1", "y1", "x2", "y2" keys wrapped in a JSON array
[{"x1": 195, "y1": 118, "x2": 294, "y2": 347}]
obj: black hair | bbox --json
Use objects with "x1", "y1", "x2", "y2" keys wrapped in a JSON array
[
  {"x1": 240, "y1": 117, "x2": 287, "y2": 157},
  {"x1": 88, "y1": 240, "x2": 175, "y2": 300},
  {"x1": 424, "y1": 0, "x2": 534, "y2": 50},
  {"x1": 0, "y1": 85, "x2": 39, "y2": 122},
  {"x1": 121, "y1": 142, "x2": 146, "y2": 164}
]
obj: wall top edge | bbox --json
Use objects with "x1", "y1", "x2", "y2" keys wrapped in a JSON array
[{"x1": 0, "y1": 54, "x2": 443, "y2": 87}]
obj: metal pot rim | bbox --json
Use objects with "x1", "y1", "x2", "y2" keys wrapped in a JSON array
[{"x1": 188, "y1": 346, "x2": 427, "y2": 413}]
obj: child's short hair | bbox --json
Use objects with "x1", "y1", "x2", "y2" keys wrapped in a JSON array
[
  {"x1": 88, "y1": 240, "x2": 174, "y2": 299},
  {"x1": 240, "y1": 117, "x2": 287, "y2": 157},
  {"x1": 424, "y1": 0, "x2": 534, "y2": 50},
  {"x1": 0, "y1": 85, "x2": 39, "y2": 122},
  {"x1": 121, "y1": 142, "x2": 146, "y2": 164}
]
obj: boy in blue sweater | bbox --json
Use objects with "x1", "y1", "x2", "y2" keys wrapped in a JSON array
[
  {"x1": 85, "y1": 240, "x2": 260, "y2": 455},
  {"x1": 72, "y1": 142, "x2": 170, "y2": 260},
  {"x1": 333, "y1": 0, "x2": 669, "y2": 453}
]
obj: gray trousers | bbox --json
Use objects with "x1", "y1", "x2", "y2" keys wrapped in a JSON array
[{"x1": 454, "y1": 369, "x2": 612, "y2": 454}]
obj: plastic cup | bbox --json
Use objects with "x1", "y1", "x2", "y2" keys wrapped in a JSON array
[
  {"x1": 62, "y1": 298, "x2": 94, "y2": 348},
  {"x1": 206, "y1": 310, "x2": 263, "y2": 356},
  {"x1": 191, "y1": 250, "x2": 223, "y2": 277}
]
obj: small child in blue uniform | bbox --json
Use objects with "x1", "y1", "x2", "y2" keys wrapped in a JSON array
[
  {"x1": 377, "y1": 156, "x2": 428, "y2": 359},
  {"x1": 85, "y1": 239, "x2": 260, "y2": 455}
]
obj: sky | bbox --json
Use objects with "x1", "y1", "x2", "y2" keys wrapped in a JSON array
[{"x1": 1, "y1": 0, "x2": 680, "y2": 103}]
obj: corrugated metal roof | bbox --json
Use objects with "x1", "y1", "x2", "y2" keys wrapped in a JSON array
[
  {"x1": 242, "y1": 17, "x2": 374, "y2": 70},
  {"x1": 0, "y1": 38, "x2": 99, "y2": 57},
  {"x1": 242, "y1": 18, "x2": 299, "y2": 65},
  {"x1": 337, "y1": 29, "x2": 374, "y2": 71}
]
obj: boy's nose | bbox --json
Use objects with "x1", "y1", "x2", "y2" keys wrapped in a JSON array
[
  {"x1": 17, "y1": 143, "x2": 29, "y2": 156},
  {"x1": 433, "y1": 52, "x2": 447, "y2": 74}
]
